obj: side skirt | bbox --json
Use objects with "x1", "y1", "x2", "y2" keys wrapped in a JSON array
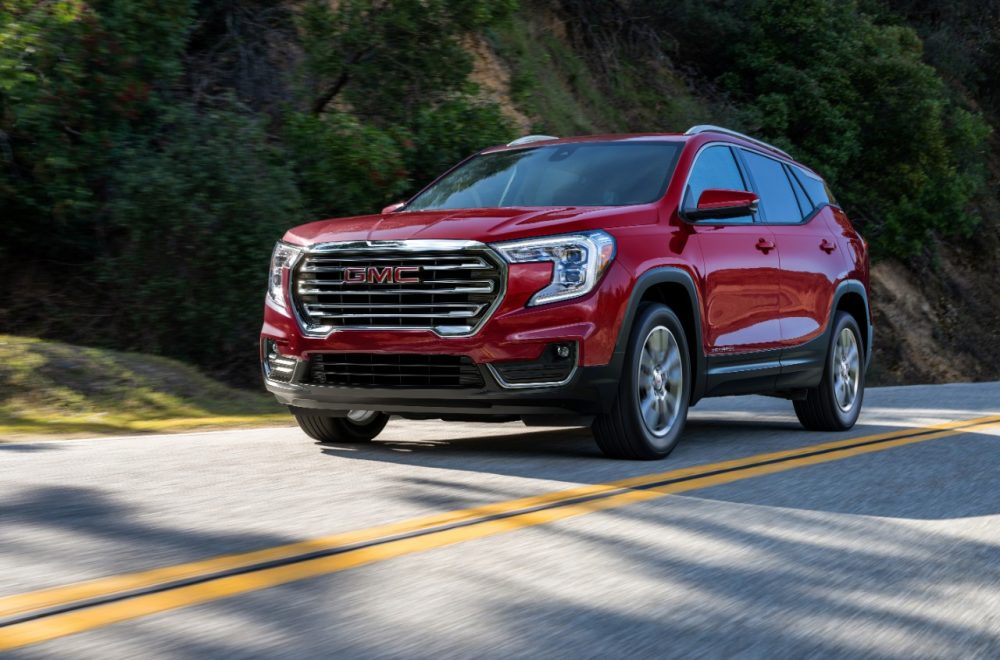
[{"x1": 702, "y1": 331, "x2": 829, "y2": 399}]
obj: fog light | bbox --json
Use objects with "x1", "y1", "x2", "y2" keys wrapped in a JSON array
[
  {"x1": 263, "y1": 339, "x2": 297, "y2": 382},
  {"x1": 489, "y1": 342, "x2": 578, "y2": 388}
]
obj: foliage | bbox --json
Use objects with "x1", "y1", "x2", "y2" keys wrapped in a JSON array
[
  {"x1": 1, "y1": 0, "x2": 995, "y2": 384},
  {"x1": 0, "y1": 0, "x2": 194, "y2": 256},
  {"x1": 629, "y1": 0, "x2": 991, "y2": 256},
  {"x1": 0, "y1": 0, "x2": 515, "y2": 382},
  {"x1": 297, "y1": 0, "x2": 516, "y2": 122},
  {"x1": 100, "y1": 105, "x2": 301, "y2": 373},
  {"x1": 404, "y1": 97, "x2": 514, "y2": 186},
  {"x1": 288, "y1": 0, "x2": 516, "y2": 213},
  {"x1": 882, "y1": 0, "x2": 1000, "y2": 121},
  {"x1": 284, "y1": 111, "x2": 409, "y2": 218}
]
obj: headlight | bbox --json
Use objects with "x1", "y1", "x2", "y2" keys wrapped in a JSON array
[
  {"x1": 493, "y1": 230, "x2": 616, "y2": 306},
  {"x1": 268, "y1": 241, "x2": 302, "y2": 310}
]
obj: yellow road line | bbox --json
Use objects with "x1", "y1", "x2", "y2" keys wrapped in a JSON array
[
  {"x1": 3, "y1": 412, "x2": 996, "y2": 621},
  {"x1": 1, "y1": 414, "x2": 998, "y2": 651}
]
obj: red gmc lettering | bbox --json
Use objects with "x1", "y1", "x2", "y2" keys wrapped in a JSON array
[
  {"x1": 367, "y1": 266, "x2": 393, "y2": 284},
  {"x1": 393, "y1": 266, "x2": 420, "y2": 283},
  {"x1": 344, "y1": 267, "x2": 366, "y2": 283},
  {"x1": 343, "y1": 266, "x2": 420, "y2": 284}
]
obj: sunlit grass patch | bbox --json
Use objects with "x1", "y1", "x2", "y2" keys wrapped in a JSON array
[{"x1": 0, "y1": 336, "x2": 291, "y2": 438}]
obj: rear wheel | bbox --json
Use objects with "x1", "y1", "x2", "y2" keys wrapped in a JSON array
[
  {"x1": 293, "y1": 409, "x2": 389, "y2": 443},
  {"x1": 794, "y1": 312, "x2": 865, "y2": 431},
  {"x1": 592, "y1": 303, "x2": 691, "y2": 460}
]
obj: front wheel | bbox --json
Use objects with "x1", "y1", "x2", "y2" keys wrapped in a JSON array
[
  {"x1": 592, "y1": 303, "x2": 691, "y2": 460},
  {"x1": 293, "y1": 409, "x2": 389, "y2": 443},
  {"x1": 794, "y1": 312, "x2": 865, "y2": 431}
]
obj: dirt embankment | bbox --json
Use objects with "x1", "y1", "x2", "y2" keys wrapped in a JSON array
[{"x1": 870, "y1": 251, "x2": 1000, "y2": 385}]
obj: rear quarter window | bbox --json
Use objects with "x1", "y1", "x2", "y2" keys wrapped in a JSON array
[{"x1": 792, "y1": 166, "x2": 836, "y2": 208}]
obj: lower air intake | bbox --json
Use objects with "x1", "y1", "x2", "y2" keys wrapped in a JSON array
[{"x1": 308, "y1": 354, "x2": 484, "y2": 389}]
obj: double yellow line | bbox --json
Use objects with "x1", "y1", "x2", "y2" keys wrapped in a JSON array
[{"x1": 2, "y1": 414, "x2": 999, "y2": 651}]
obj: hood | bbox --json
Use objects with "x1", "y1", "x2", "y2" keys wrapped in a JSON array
[{"x1": 283, "y1": 206, "x2": 657, "y2": 246}]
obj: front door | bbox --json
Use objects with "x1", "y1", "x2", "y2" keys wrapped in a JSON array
[{"x1": 683, "y1": 145, "x2": 783, "y2": 356}]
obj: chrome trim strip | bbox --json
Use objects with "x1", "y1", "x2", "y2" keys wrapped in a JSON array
[
  {"x1": 303, "y1": 310, "x2": 482, "y2": 319},
  {"x1": 298, "y1": 284, "x2": 494, "y2": 295},
  {"x1": 301, "y1": 261, "x2": 488, "y2": 273},
  {"x1": 304, "y1": 303, "x2": 484, "y2": 310},
  {"x1": 290, "y1": 239, "x2": 507, "y2": 339},
  {"x1": 485, "y1": 356, "x2": 579, "y2": 390},
  {"x1": 306, "y1": 239, "x2": 485, "y2": 253},
  {"x1": 305, "y1": 255, "x2": 490, "y2": 263}
]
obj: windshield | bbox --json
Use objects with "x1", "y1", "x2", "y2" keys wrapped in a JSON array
[{"x1": 405, "y1": 142, "x2": 682, "y2": 211}]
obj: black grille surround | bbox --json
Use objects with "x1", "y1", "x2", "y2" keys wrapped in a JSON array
[
  {"x1": 308, "y1": 353, "x2": 485, "y2": 389},
  {"x1": 292, "y1": 241, "x2": 505, "y2": 337}
]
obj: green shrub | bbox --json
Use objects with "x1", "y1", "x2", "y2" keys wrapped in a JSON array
[
  {"x1": 404, "y1": 97, "x2": 514, "y2": 186},
  {"x1": 0, "y1": 0, "x2": 518, "y2": 382},
  {"x1": 629, "y1": 0, "x2": 991, "y2": 257},
  {"x1": 284, "y1": 111, "x2": 410, "y2": 218},
  {"x1": 100, "y1": 104, "x2": 302, "y2": 375}
]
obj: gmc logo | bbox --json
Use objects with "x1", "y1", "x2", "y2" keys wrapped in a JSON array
[{"x1": 344, "y1": 266, "x2": 420, "y2": 285}]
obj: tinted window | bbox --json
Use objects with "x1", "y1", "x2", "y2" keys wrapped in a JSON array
[
  {"x1": 792, "y1": 166, "x2": 833, "y2": 207},
  {"x1": 406, "y1": 142, "x2": 681, "y2": 210},
  {"x1": 683, "y1": 145, "x2": 752, "y2": 224},
  {"x1": 786, "y1": 163, "x2": 813, "y2": 216},
  {"x1": 742, "y1": 150, "x2": 801, "y2": 224}
]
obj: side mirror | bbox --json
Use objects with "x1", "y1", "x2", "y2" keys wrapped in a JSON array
[
  {"x1": 381, "y1": 202, "x2": 405, "y2": 214},
  {"x1": 685, "y1": 189, "x2": 759, "y2": 221}
]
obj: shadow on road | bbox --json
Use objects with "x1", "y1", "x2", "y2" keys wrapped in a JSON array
[
  {"x1": 2, "y1": 392, "x2": 999, "y2": 656},
  {"x1": 315, "y1": 415, "x2": 1000, "y2": 521},
  {"x1": 0, "y1": 442, "x2": 63, "y2": 453}
]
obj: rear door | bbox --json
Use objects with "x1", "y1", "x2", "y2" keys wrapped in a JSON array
[
  {"x1": 738, "y1": 150, "x2": 844, "y2": 352},
  {"x1": 683, "y1": 145, "x2": 782, "y2": 356}
]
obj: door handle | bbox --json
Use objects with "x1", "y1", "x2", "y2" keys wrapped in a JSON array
[
  {"x1": 820, "y1": 239, "x2": 837, "y2": 253},
  {"x1": 755, "y1": 237, "x2": 776, "y2": 253}
]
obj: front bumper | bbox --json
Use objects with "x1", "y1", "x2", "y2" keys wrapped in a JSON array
[{"x1": 263, "y1": 362, "x2": 620, "y2": 417}]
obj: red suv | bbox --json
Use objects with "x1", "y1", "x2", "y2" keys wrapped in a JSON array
[{"x1": 262, "y1": 125, "x2": 871, "y2": 459}]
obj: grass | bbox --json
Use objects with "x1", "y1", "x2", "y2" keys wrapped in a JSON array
[{"x1": 0, "y1": 336, "x2": 292, "y2": 439}]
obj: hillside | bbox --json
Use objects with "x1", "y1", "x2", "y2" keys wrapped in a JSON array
[
  {"x1": 482, "y1": 1, "x2": 1000, "y2": 385},
  {"x1": 0, "y1": 336, "x2": 289, "y2": 438},
  {"x1": 1, "y1": 0, "x2": 998, "y2": 386}
]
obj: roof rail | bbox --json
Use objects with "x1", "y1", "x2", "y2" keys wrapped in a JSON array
[
  {"x1": 684, "y1": 125, "x2": 792, "y2": 159},
  {"x1": 507, "y1": 134, "x2": 559, "y2": 147}
]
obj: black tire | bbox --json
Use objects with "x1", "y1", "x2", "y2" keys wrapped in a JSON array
[
  {"x1": 794, "y1": 312, "x2": 865, "y2": 431},
  {"x1": 592, "y1": 303, "x2": 692, "y2": 460},
  {"x1": 293, "y1": 409, "x2": 389, "y2": 443}
]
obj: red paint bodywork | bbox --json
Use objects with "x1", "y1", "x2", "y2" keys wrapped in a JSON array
[{"x1": 262, "y1": 132, "x2": 869, "y2": 375}]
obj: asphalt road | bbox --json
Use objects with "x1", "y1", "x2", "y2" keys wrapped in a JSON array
[{"x1": 2, "y1": 382, "x2": 999, "y2": 658}]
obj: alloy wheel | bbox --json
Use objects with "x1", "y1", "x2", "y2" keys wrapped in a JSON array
[
  {"x1": 833, "y1": 328, "x2": 860, "y2": 412},
  {"x1": 636, "y1": 325, "x2": 684, "y2": 440},
  {"x1": 346, "y1": 410, "x2": 379, "y2": 424}
]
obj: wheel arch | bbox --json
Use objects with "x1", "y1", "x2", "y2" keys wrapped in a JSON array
[
  {"x1": 613, "y1": 268, "x2": 707, "y2": 404},
  {"x1": 831, "y1": 280, "x2": 872, "y2": 370}
]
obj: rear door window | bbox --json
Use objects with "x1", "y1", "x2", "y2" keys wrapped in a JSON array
[{"x1": 741, "y1": 150, "x2": 802, "y2": 224}]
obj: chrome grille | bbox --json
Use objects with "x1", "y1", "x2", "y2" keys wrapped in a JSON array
[{"x1": 292, "y1": 241, "x2": 505, "y2": 336}]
